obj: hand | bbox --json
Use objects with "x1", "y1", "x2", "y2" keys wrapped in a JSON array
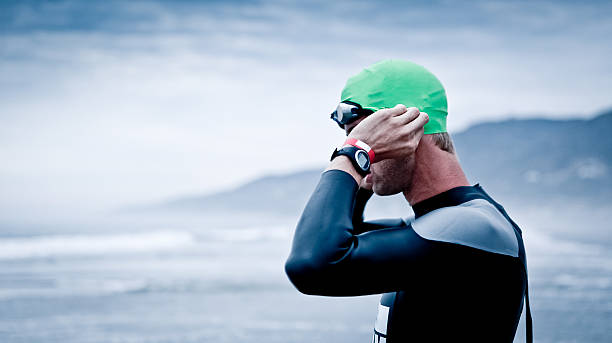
[
  {"x1": 359, "y1": 176, "x2": 373, "y2": 190},
  {"x1": 348, "y1": 105, "x2": 428, "y2": 161}
]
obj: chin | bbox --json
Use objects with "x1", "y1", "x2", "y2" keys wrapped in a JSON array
[
  {"x1": 372, "y1": 183, "x2": 402, "y2": 196},
  {"x1": 370, "y1": 173, "x2": 399, "y2": 196}
]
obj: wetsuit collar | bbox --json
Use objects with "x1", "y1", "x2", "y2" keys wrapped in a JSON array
[{"x1": 412, "y1": 184, "x2": 490, "y2": 219}]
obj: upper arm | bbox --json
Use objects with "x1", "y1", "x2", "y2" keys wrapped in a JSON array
[
  {"x1": 287, "y1": 223, "x2": 428, "y2": 295},
  {"x1": 319, "y1": 224, "x2": 451, "y2": 295},
  {"x1": 354, "y1": 218, "x2": 407, "y2": 235}
]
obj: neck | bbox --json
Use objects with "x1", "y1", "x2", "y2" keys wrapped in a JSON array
[{"x1": 403, "y1": 138, "x2": 470, "y2": 205}]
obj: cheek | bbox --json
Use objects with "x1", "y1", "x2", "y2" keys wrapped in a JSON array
[
  {"x1": 371, "y1": 159, "x2": 410, "y2": 180},
  {"x1": 370, "y1": 160, "x2": 392, "y2": 179},
  {"x1": 371, "y1": 163, "x2": 380, "y2": 174},
  {"x1": 370, "y1": 162, "x2": 385, "y2": 176}
]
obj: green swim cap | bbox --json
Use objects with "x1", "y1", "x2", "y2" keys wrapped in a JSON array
[{"x1": 341, "y1": 60, "x2": 448, "y2": 134}]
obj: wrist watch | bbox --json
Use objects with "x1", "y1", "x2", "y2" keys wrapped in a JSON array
[{"x1": 331, "y1": 145, "x2": 371, "y2": 176}]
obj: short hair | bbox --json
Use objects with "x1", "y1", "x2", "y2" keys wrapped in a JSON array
[{"x1": 430, "y1": 132, "x2": 455, "y2": 154}]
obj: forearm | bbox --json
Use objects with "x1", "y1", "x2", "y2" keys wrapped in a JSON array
[
  {"x1": 285, "y1": 169, "x2": 359, "y2": 294},
  {"x1": 328, "y1": 156, "x2": 386, "y2": 235},
  {"x1": 352, "y1": 187, "x2": 373, "y2": 233},
  {"x1": 325, "y1": 155, "x2": 363, "y2": 184},
  {"x1": 288, "y1": 153, "x2": 364, "y2": 265}
]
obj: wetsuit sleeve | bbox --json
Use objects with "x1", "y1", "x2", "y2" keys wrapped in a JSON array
[
  {"x1": 285, "y1": 170, "x2": 460, "y2": 296},
  {"x1": 352, "y1": 187, "x2": 373, "y2": 232},
  {"x1": 352, "y1": 185, "x2": 405, "y2": 235}
]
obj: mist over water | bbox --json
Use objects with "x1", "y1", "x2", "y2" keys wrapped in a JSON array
[{"x1": 1, "y1": 206, "x2": 611, "y2": 343}]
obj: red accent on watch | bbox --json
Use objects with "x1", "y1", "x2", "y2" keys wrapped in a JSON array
[{"x1": 344, "y1": 138, "x2": 375, "y2": 162}]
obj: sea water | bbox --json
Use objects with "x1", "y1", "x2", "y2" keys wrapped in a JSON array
[{"x1": 0, "y1": 219, "x2": 610, "y2": 342}]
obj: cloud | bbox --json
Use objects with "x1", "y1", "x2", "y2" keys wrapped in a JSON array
[{"x1": 0, "y1": 0, "x2": 611, "y2": 223}]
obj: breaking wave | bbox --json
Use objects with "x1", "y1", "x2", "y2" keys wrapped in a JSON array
[{"x1": 0, "y1": 231, "x2": 195, "y2": 260}]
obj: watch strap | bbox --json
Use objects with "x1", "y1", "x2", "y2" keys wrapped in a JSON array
[
  {"x1": 344, "y1": 138, "x2": 375, "y2": 162},
  {"x1": 331, "y1": 146, "x2": 371, "y2": 177}
]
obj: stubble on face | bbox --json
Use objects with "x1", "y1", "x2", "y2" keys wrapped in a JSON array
[{"x1": 371, "y1": 155, "x2": 416, "y2": 196}]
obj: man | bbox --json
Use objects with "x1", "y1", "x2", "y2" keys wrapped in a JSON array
[{"x1": 285, "y1": 60, "x2": 532, "y2": 342}]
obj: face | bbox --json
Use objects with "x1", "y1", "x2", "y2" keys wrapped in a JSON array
[{"x1": 344, "y1": 117, "x2": 416, "y2": 196}]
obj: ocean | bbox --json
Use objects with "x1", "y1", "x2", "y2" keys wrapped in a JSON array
[{"x1": 0, "y1": 217, "x2": 611, "y2": 342}]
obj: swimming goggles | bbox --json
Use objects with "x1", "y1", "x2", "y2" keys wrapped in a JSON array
[{"x1": 330, "y1": 101, "x2": 374, "y2": 128}]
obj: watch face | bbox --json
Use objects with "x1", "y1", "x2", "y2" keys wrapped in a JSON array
[{"x1": 355, "y1": 150, "x2": 370, "y2": 170}]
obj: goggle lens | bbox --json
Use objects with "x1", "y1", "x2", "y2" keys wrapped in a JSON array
[{"x1": 330, "y1": 102, "x2": 373, "y2": 128}]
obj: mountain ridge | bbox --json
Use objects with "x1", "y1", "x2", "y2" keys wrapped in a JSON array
[{"x1": 146, "y1": 109, "x2": 612, "y2": 216}]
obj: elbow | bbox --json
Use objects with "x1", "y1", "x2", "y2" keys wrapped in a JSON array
[{"x1": 284, "y1": 255, "x2": 325, "y2": 295}]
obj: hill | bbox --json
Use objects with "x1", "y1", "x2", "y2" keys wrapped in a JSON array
[{"x1": 153, "y1": 109, "x2": 612, "y2": 218}]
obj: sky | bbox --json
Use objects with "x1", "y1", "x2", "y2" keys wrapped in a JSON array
[{"x1": 1, "y1": 0, "x2": 611, "y2": 223}]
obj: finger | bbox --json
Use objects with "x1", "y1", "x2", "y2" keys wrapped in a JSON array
[
  {"x1": 395, "y1": 107, "x2": 421, "y2": 124},
  {"x1": 388, "y1": 104, "x2": 408, "y2": 117},
  {"x1": 359, "y1": 177, "x2": 373, "y2": 190},
  {"x1": 404, "y1": 111, "x2": 429, "y2": 131},
  {"x1": 373, "y1": 104, "x2": 407, "y2": 118}
]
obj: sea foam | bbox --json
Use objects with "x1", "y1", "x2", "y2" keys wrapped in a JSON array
[{"x1": 0, "y1": 231, "x2": 194, "y2": 260}]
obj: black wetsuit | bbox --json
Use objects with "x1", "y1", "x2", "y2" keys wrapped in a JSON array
[{"x1": 285, "y1": 170, "x2": 532, "y2": 342}]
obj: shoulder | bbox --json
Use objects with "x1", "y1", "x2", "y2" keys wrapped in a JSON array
[{"x1": 411, "y1": 199, "x2": 519, "y2": 257}]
